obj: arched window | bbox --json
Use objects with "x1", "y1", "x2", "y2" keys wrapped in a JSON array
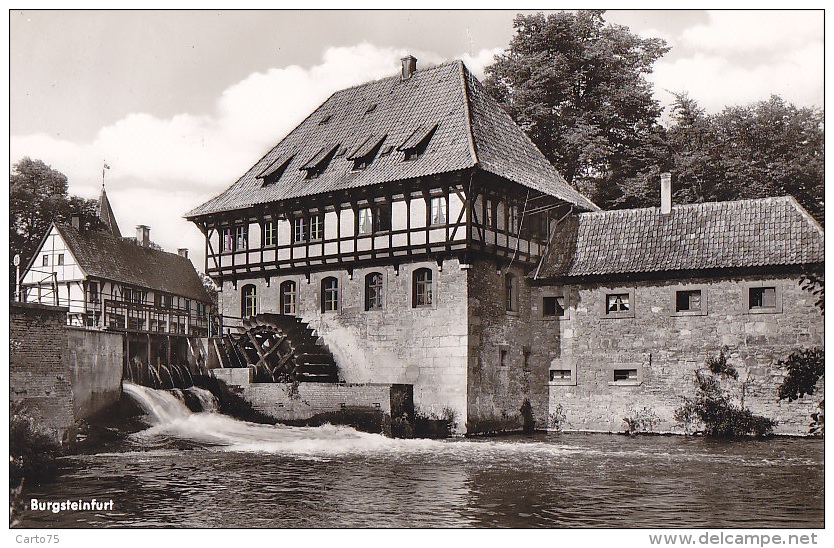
[
  {"x1": 365, "y1": 272, "x2": 383, "y2": 311},
  {"x1": 505, "y1": 273, "x2": 518, "y2": 312},
  {"x1": 321, "y1": 277, "x2": 339, "y2": 313},
  {"x1": 241, "y1": 284, "x2": 257, "y2": 318},
  {"x1": 280, "y1": 280, "x2": 296, "y2": 315},
  {"x1": 412, "y1": 268, "x2": 433, "y2": 308}
]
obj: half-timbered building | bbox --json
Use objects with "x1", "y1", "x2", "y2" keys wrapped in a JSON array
[{"x1": 188, "y1": 57, "x2": 823, "y2": 435}]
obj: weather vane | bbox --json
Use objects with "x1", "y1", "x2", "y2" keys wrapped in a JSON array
[{"x1": 102, "y1": 160, "x2": 111, "y2": 188}]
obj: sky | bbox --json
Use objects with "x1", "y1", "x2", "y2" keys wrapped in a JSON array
[{"x1": 8, "y1": 9, "x2": 825, "y2": 273}]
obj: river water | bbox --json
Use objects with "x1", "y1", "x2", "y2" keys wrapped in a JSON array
[{"x1": 21, "y1": 383, "x2": 824, "y2": 528}]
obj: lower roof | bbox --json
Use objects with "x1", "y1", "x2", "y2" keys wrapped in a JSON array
[{"x1": 536, "y1": 196, "x2": 824, "y2": 280}]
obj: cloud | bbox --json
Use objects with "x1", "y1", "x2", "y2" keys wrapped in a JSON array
[
  {"x1": 679, "y1": 10, "x2": 822, "y2": 56},
  {"x1": 650, "y1": 10, "x2": 823, "y2": 114},
  {"x1": 10, "y1": 43, "x2": 499, "y2": 269}
]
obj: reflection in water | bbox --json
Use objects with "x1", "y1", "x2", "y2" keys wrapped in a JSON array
[{"x1": 21, "y1": 384, "x2": 824, "y2": 528}]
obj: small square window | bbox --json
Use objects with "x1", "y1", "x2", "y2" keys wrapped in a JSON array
[
  {"x1": 676, "y1": 290, "x2": 700, "y2": 312},
  {"x1": 543, "y1": 296, "x2": 566, "y2": 317},
  {"x1": 745, "y1": 284, "x2": 782, "y2": 314},
  {"x1": 602, "y1": 289, "x2": 635, "y2": 319},
  {"x1": 607, "y1": 293, "x2": 630, "y2": 312},
  {"x1": 749, "y1": 287, "x2": 776, "y2": 309}
]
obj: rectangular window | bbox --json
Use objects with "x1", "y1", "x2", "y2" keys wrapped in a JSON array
[
  {"x1": 358, "y1": 207, "x2": 373, "y2": 234},
  {"x1": 550, "y1": 369, "x2": 572, "y2": 381},
  {"x1": 507, "y1": 204, "x2": 519, "y2": 234},
  {"x1": 122, "y1": 288, "x2": 133, "y2": 302},
  {"x1": 321, "y1": 277, "x2": 339, "y2": 313},
  {"x1": 608, "y1": 364, "x2": 642, "y2": 386},
  {"x1": 602, "y1": 289, "x2": 634, "y2": 319},
  {"x1": 87, "y1": 282, "x2": 99, "y2": 304},
  {"x1": 522, "y1": 347, "x2": 531, "y2": 371},
  {"x1": 613, "y1": 369, "x2": 638, "y2": 381},
  {"x1": 543, "y1": 296, "x2": 566, "y2": 317},
  {"x1": 676, "y1": 290, "x2": 702, "y2": 312},
  {"x1": 365, "y1": 273, "x2": 384, "y2": 311},
  {"x1": 57, "y1": 254, "x2": 64, "y2": 266},
  {"x1": 42, "y1": 255, "x2": 49, "y2": 267},
  {"x1": 374, "y1": 204, "x2": 391, "y2": 232},
  {"x1": 263, "y1": 221, "x2": 277, "y2": 247},
  {"x1": 749, "y1": 287, "x2": 776, "y2": 310},
  {"x1": 607, "y1": 293, "x2": 629, "y2": 312},
  {"x1": 235, "y1": 225, "x2": 248, "y2": 250},
  {"x1": 412, "y1": 268, "x2": 433, "y2": 307},
  {"x1": 309, "y1": 214, "x2": 324, "y2": 241},
  {"x1": 222, "y1": 228, "x2": 233, "y2": 252},
  {"x1": 499, "y1": 348, "x2": 508, "y2": 367},
  {"x1": 430, "y1": 196, "x2": 446, "y2": 225},
  {"x1": 485, "y1": 199, "x2": 494, "y2": 228},
  {"x1": 293, "y1": 217, "x2": 306, "y2": 243}
]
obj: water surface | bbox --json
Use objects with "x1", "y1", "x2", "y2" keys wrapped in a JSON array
[{"x1": 21, "y1": 384, "x2": 824, "y2": 528}]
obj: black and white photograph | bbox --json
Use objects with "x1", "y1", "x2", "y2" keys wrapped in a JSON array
[{"x1": 8, "y1": 7, "x2": 825, "y2": 540}]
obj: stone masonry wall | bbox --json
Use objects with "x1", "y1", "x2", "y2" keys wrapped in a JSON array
[
  {"x1": 537, "y1": 273, "x2": 824, "y2": 435},
  {"x1": 10, "y1": 302, "x2": 76, "y2": 444},
  {"x1": 221, "y1": 257, "x2": 469, "y2": 432},
  {"x1": 467, "y1": 259, "x2": 549, "y2": 433},
  {"x1": 66, "y1": 327, "x2": 124, "y2": 420},
  {"x1": 212, "y1": 368, "x2": 398, "y2": 421}
]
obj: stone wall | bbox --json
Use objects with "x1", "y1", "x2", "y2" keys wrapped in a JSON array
[
  {"x1": 10, "y1": 302, "x2": 76, "y2": 444},
  {"x1": 212, "y1": 368, "x2": 404, "y2": 422},
  {"x1": 466, "y1": 259, "x2": 548, "y2": 433},
  {"x1": 536, "y1": 273, "x2": 824, "y2": 435},
  {"x1": 66, "y1": 327, "x2": 124, "y2": 420},
  {"x1": 221, "y1": 257, "x2": 470, "y2": 431}
]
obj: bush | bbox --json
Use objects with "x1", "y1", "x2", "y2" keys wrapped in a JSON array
[
  {"x1": 623, "y1": 406, "x2": 659, "y2": 435},
  {"x1": 10, "y1": 403, "x2": 63, "y2": 527},
  {"x1": 777, "y1": 348, "x2": 824, "y2": 402},
  {"x1": 9, "y1": 403, "x2": 62, "y2": 489},
  {"x1": 675, "y1": 355, "x2": 776, "y2": 438}
]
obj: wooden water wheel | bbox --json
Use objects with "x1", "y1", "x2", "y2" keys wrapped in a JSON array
[{"x1": 222, "y1": 314, "x2": 338, "y2": 383}]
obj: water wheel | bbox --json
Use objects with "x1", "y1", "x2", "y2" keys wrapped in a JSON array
[{"x1": 222, "y1": 314, "x2": 338, "y2": 383}]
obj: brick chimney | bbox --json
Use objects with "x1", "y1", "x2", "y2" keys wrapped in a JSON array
[
  {"x1": 660, "y1": 172, "x2": 672, "y2": 214},
  {"x1": 177, "y1": 248, "x2": 189, "y2": 259},
  {"x1": 136, "y1": 225, "x2": 150, "y2": 247},
  {"x1": 401, "y1": 55, "x2": 417, "y2": 80}
]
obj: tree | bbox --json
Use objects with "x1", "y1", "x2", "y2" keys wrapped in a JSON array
[
  {"x1": 10, "y1": 157, "x2": 100, "y2": 272},
  {"x1": 666, "y1": 95, "x2": 824, "y2": 224},
  {"x1": 484, "y1": 10, "x2": 670, "y2": 208}
]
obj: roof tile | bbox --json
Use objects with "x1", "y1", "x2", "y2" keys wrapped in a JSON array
[{"x1": 537, "y1": 196, "x2": 824, "y2": 279}]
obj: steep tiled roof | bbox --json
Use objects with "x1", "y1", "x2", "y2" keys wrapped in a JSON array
[
  {"x1": 97, "y1": 185, "x2": 121, "y2": 238},
  {"x1": 186, "y1": 61, "x2": 598, "y2": 218},
  {"x1": 55, "y1": 224, "x2": 211, "y2": 302},
  {"x1": 537, "y1": 196, "x2": 824, "y2": 279}
]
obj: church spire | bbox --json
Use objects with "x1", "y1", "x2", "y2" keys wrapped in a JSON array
[{"x1": 97, "y1": 163, "x2": 121, "y2": 237}]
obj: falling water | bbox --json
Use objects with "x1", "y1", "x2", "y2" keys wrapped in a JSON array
[{"x1": 25, "y1": 382, "x2": 824, "y2": 528}]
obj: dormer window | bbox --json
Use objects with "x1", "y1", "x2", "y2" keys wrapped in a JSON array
[
  {"x1": 300, "y1": 144, "x2": 339, "y2": 179},
  {"x1": 348, "y1": 135, "x2": 386, "y2": 171},
  {"x1": 364, "y1": 103, "x2": 377, "y2": 115},
  {"x1": 398, "y1": 124, "x2": 437, "y2": 161},
  {"x1": 319, "y1": 114, "x2": 331, "y2": 125},
  {"x1": 256, "y1": 156, "x2": 293, "y2": 187}
]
